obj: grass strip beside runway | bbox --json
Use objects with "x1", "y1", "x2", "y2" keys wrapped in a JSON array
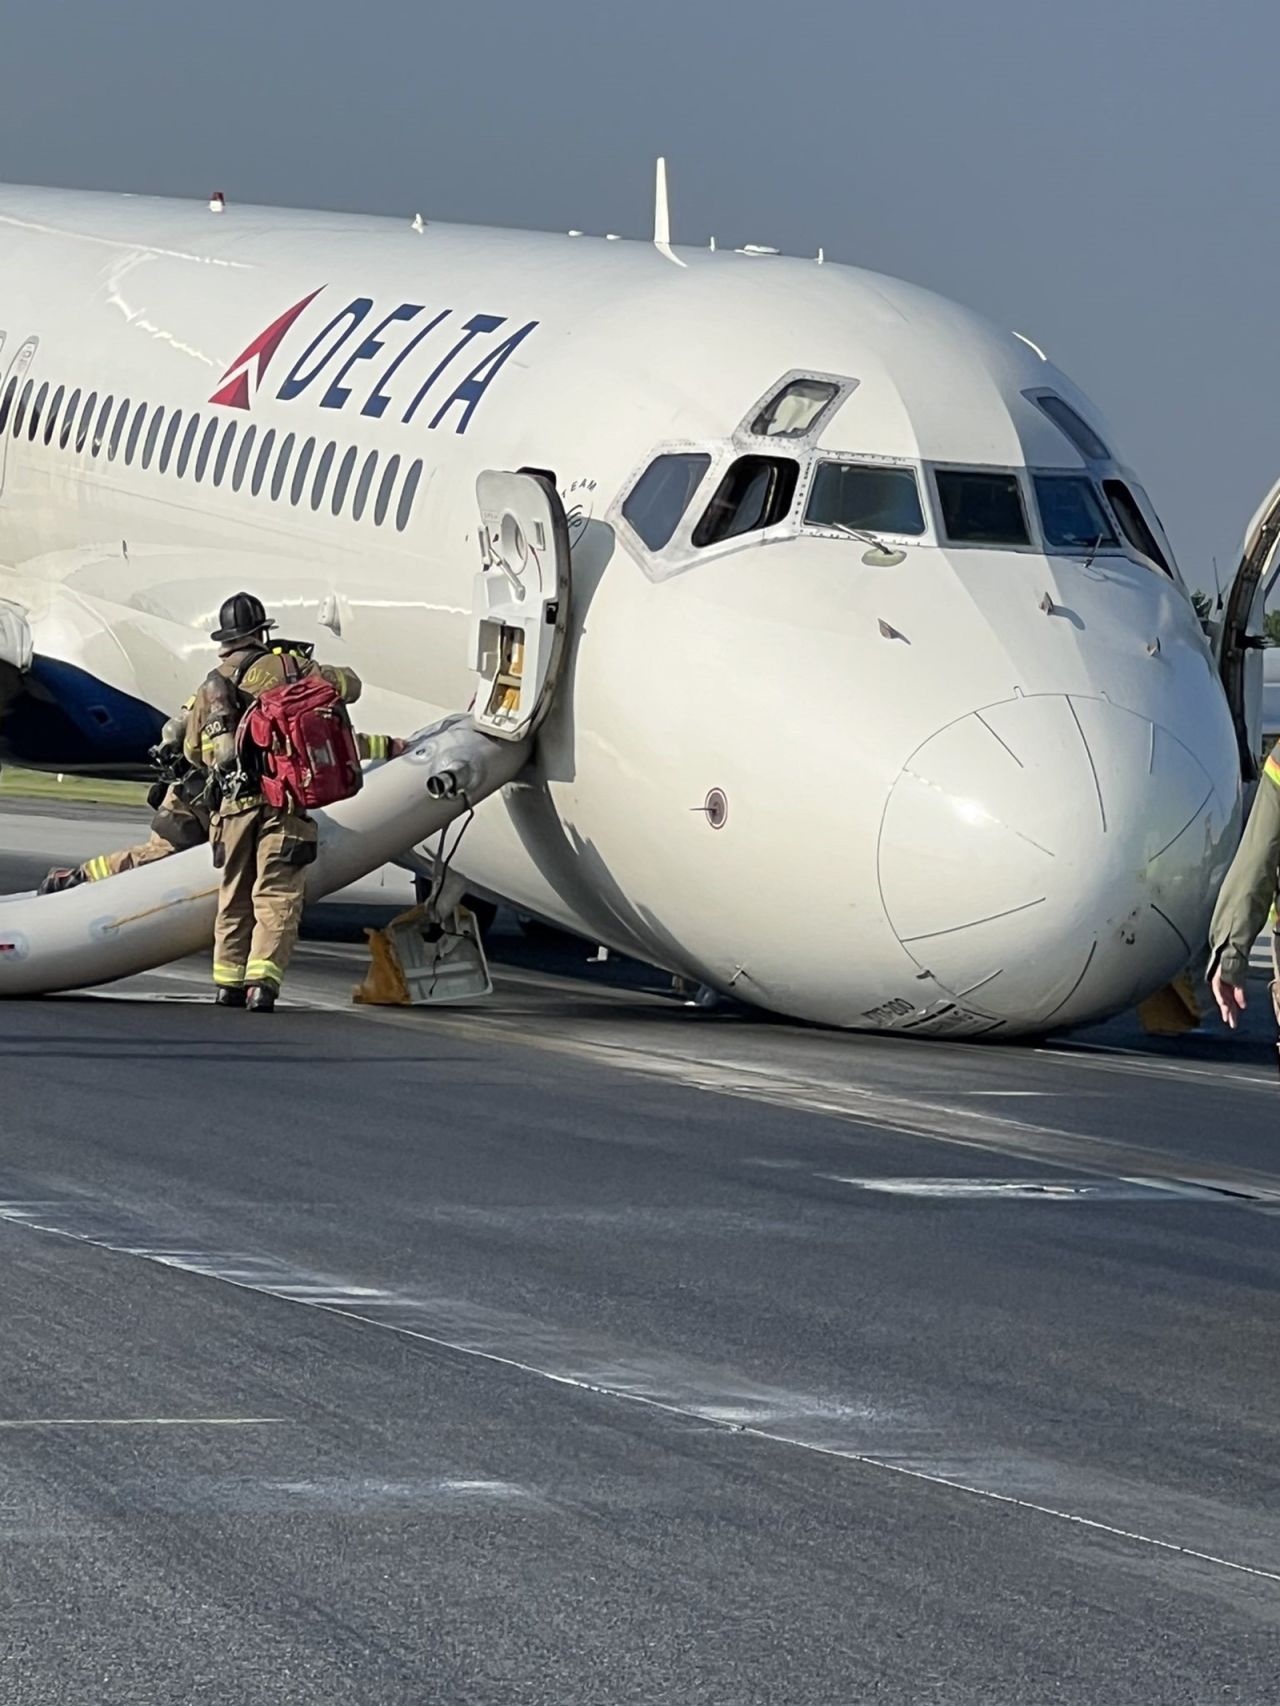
[{"x1": 0, "y1": 767, "x2": 147, "y2": 807}]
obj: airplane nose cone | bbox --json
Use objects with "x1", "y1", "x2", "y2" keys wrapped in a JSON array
[{"x1": 877, "y1": 694, "x2": 1236, "y2": 1031}]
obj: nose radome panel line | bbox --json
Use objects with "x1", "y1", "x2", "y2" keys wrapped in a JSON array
[
  {"x1": 1149, "y1": 903, "x2": 1193, "y2": 960},
  {"x1": 1146, "y1": 783, "x2": 1215, "y2": 866},
  {"x1": 974, "y1": 712, "x2": 1024, "y2": 769},
  {"x1": 900, "y1": 768, "x2": 1057, "y2": 861},
  {"x1": 1036, "y1": 938, "x2": 1099, "y2": 1027},
  {"x1": 1067, "y1": 697, "x2": 1107, "y2": 833},
  {"x1": 900, "y1": 895, "x2": 1048, "y2": 946}
]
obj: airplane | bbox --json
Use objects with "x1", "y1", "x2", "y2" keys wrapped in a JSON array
[{"x1": 0, "y1": 166, "x2": 1268, "y2": 1036}]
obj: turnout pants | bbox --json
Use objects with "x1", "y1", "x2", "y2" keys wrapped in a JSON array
[
  {"x1": 210, "y1": 805, "x2": 317, "y2": 992},
  {"x1": 82, "y1": 831, "x2": 176, "y2": 883}
]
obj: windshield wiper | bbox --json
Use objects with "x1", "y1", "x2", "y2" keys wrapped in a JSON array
[{"x1": 824, "y1": 520, "x2": 899, "y2": 554}]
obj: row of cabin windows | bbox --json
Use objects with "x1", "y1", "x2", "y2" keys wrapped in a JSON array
[{"x1": 0, "y1": 376, "x2": 425, "y2": 534}]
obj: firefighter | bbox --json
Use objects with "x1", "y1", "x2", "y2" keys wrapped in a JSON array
[
  {"x1": 185, "y1": 591, "x2": 363, "y2": 1011},
  {"x1": 38, "y1": 704, "x2": 209, "y2": 894},
  {"x1": 38, "y1": 714, "x2": 401, "y2": 896},
  {"x1": 1207, "y1": 742, "x2": 1280, "y2": 1069}
]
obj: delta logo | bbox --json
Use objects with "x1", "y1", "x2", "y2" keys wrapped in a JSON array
[{"x1": 209, "y1": 287, "x2": 539, "y2": 435}]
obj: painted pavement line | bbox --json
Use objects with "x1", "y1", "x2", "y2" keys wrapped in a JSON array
[
  {"x1": 0, "y1": 1196, "x2": 1277, "y2": 1590},
  {"x1": 0, "y1": 1416, "x2": 285, "y2": 1428}
]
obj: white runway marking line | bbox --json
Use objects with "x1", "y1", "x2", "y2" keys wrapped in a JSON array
[
  {"x1": 825, "y1": 1174, "x2": 1237, "y2": 1203},
  {"x1": 0, "y1": 1417, "x2": 285, "y2": 1428},
  {"x1": 1, "y1": 1198, "x2": 1277, "y2": 1590}
]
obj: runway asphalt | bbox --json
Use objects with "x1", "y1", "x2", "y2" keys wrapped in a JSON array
[{"x1": 2, "y1": 802, "x2": 1280, "y2": 1703}]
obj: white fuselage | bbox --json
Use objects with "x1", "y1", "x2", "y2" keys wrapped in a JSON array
[{"x1": 0, "y1": 185, "x2": 1242, "y2": 1035}]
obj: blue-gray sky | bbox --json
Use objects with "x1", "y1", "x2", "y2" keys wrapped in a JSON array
[{"x1": 5, "y1": 0, "x2": 1275, "y2": 595}]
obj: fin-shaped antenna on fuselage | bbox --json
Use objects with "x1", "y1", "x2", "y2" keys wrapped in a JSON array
[
  {"x1": 653, "y1": 157, "x2": 686, "y2": 267},
  {"x1": 654, "y1": 156, "x2": 670, "y2": 246}
]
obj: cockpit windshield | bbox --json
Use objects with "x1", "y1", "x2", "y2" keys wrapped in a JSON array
[
  {"x1": 751, "y1": 378, "x2": 840, "y2": 439},
  {"x1": 935, "y1": 470, "x2": 1031, "y2": 547},
  {"x1": 622, "y1": 452, "x2": 711, "y2": 550},
  {"x1": 693, "y1": 456, "x2": 799, "y2": 546},
  {"x1": 805, "y1": 462, "x2": 926, "y2": 537},
  {"x1": 1103, "y1": 478, "x2": 1172, "y2": 574},
  {"x1": 1033, "y1": 474, "x2": 1119, "y2": 552}
]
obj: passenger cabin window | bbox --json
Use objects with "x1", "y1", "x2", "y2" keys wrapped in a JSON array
[
  {"x1": 75, "y1": 392, "x2": 97, "y2": 453},
  {"x1": 751, "y1": 378, "x2": 840, "y2": 439},
  {"x1": 935, "y1": 469, "x2": 1030, "y2": 547},
  {"x1": 232, "y1": 424, "x2": 257, "y2": 491},
  {"x1": 76, "y1": 392, "x2": 98, "y2": 453},
  {"x1": 1033, "y1": 475, "x2": 1118, "y2": 552},
  {"x1": 1103, "y1": 479, "x2": 1171, "y2": 574},
  {"x1": 622, "y1": 453, "x2": 710, "y2": 550},
  {"x1": 692, "y1": 455, "x2": 799, "y2": 547},
  {"x1": 194, "y1": 418, "x2": 219, "y2": 482},
  {"x1": 1032, "y1": 393, "x2": 1111, "y2": 463},
  {"x1": 271, "y1": 432, "x2": 296, "y2": 501},
  {"x1": 313, "y1": 443, "x2": 338, "y2": 512},
  {"x1": 59, "y1": 388, "x2": 81, "y2": 450},
  {"x1": 141, "y1": 406, "x2": 165, "y2": 469},
  {"x1": 43, "y1": 386, "x2": 65, "y2": 447},
  {"x1": 13, "y1": 381, "x2": 33, "y2": 440},
  {"x1": 251, "y1": 429, "x2": 276, "y2": 497},
  {"x1": 373, "y1": 453, "x2": 400, "y2": 525},
  {"x1": 125, "y1": 402, "x2": 147, "y2": 465},
  {"x1": 352, "y1": 451, "x2": 379, "y2": 521},
  {"x1": 27, "y1": 381, "x2": 48, "y2": 442},
  {"x1": 806, "y1": 462, "x2": 925, "y2": 537},
  {"x1": 213, "y1": 422, "x2": 237, "y2": 486},
  {"x1": 92, "y1": 395, "x2": 114, "y2": 457},
  {"x1": 396, "y1": 460, "x2": 424, "y2": 532},
  {"x1": 290, "y1": 438, "x2": 316, "y2": 506},
  {"x1": 331, "y1": 445, "x2": 358, "y2": 516},
  {"x1": 108, "y1": 398, "x2": 131, "y2": 461},
  {"x1": 314, "y1": 443, "x2": 337, "y2": 508}
]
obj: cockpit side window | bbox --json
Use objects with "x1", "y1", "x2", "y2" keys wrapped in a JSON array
[
  {"x1": 806, "y1": 462, "x2": 925, "y2": 537},
  {"x1": 1103, "y1": 478, "x2": 1171, "y2": 574},
  {"x1": 692, "y1": 455, "x2": 799, "y2": 546},
  {"x1": 1033, "y1": 474, "x2": 1118, "y2": 552},
  {"x1": 1029, "y1": 392, "x2": 1111, "y2": 463},
  {"x1": 622, "y1": 452, "x2": 711, "y2": 551},
  {"x1": 935, "y1": 469, "x2": 1031, "y2": 547},
  {"x1": 750, "y1": 378, "x2": 841, "y2": 439}
]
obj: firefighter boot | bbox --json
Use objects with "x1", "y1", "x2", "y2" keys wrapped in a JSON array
[
  {"x1": 246, "y1": 984, "x2": 277, "y2": 1013},
  {"x1": 38, "y1": 866, "x2": 86, "y2": 896},
  {"x1": 214, "y1": 987, "x2": 247, "y2": 1008}
]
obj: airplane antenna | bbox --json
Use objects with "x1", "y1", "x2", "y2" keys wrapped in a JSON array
[
  {"x1": 709, "y1": 235, "x2": 716, "y2": 252},
  {"x1": 816, "y1": 246, "x2": 825, "y2": 264},
  {"x1": 653, "y1": 156, "x2": 687, "y2": 268},
  {"x1": 1211, "y1": 554, "x2": 1224, "y2": 612},
  {"x1": 654, "y1": 156, "x2": 670, "y2": 247},
  {"x1": 411, "y1": 213, "x2": 426, "y2": 234}
]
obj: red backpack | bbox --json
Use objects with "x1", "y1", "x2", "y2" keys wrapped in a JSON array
[{"x1": 238, "y1": 658, "x2": 363, "y2": 812}]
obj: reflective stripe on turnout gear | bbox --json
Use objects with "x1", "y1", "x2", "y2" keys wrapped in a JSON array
[
  {"x1": 85, "y1": 855, "x2": 112, "y2": 882},
  {"x1": 1267, "y1": 751, "x2": 1280, "y2": 791},
  {"x1": 213, "y1": 962, "x2": 247, "y2": 987},
  {"x1": 246, "y1": 957, "x2": 283, "y2": 988}
]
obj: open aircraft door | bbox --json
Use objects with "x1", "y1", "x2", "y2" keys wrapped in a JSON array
[
  {"x1": 1214, "y1": 475, "x2": 1280, "y2": 782},
  {"x1": 472, "y1": 468, "x2": 571, "y2": 742}
]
